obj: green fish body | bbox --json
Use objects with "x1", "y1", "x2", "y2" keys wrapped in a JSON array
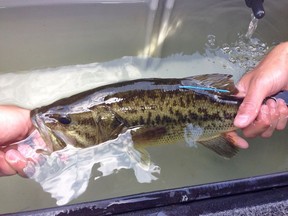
[{"x1": 31, "y1": 73, "x2": 242, "y2": 159}]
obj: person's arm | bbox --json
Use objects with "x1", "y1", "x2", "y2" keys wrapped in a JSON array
[
  {"x1": 0, "y1": 105, "x2": 34, "y2": 176},
  {"x1": 233, "y1": 42, "x2": 288, "y2": 148}
]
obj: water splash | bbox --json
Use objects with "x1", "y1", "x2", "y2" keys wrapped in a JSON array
[
  {"x1": 16, "y1": 129, "x2": 160, "y2": 205},
  {"x1": 205, "y1": 13, "x2": 270, "y2": 73},
  {"x1": 220, "y1": 36, "x2": 269, "y2": 71},
  {"x1": 205, "y1": 32, "x2": 269, "y2": 73},
  {"x1": 206, "y1": 35, "x2": 218, "y2": 50}
]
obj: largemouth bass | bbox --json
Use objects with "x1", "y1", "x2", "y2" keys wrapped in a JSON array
[{"x1": 31, "y1": 73, "x2": 242, "y2": 160}]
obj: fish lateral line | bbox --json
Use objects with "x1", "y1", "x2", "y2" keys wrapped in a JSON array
[{"x1": 179, "y1": 85, "x2": 230, "y2": 93}]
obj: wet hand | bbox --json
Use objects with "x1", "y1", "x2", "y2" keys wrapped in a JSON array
[
  {"x1": 233, "y1": 42, "x2": 288, "y2": 148},
  {"x1": 241, "y1": 98, "x2": 288, "y2": 138},
  {"x1": 0, "y1": 105, "x2": 34, "y2": 177}
]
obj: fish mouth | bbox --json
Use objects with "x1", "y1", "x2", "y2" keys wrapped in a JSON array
[
  {"x1": 31, "y1": 109, "x2": 55, "y2": 152},
  {"x1": 31, "y1": 109, "x2": 72, "y2": 151}
]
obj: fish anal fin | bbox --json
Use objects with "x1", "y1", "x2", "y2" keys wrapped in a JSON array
[{"x1": 198, "y1": 133, "x2": 239, "y2": 159}]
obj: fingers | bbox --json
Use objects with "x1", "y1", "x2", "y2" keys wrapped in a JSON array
[
  {"x1": 234, "y1": 99, "x2": 260, "y2": 128},
  {"x1": 234, "y1": 76, "x2": 269, "y2": 128},
  {"x1": 4, "y1": 149, "x2": 28, "y2": 177},
  {"x1": 0, "y1": 130, "x2": 47, "y2": 177},
  {"x1": 242, "y1": 98, "x2": 288, "y2": 138},
  {"x1": 225, "y1": 131, "x2": 249, "y2": 149},
  {"x1": 261, "y1": 99, "x2": 280, "y2": 137},
  {"x1": 234, "y1": 98, "x2": 288, "y2": 148},
  {"x1": 0, "y1": 151, "x2": 17, "y2": 176},
  {"x1": 276, "y1": 99, "x2": 288, "y2": 130},
  {"x1": 0, "y1": 145, "x2": 29, "y2": 177},
  {"x1": 242, "y1": 104, "x2": 271, "y2": 138}
]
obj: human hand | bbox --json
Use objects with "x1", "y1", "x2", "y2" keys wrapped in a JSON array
[
  {"x1": 232, "y1": 42, "x2": 288, "y2": 148},
  {"x1": 0, "y1": 105, "x2": 34, "y2": 177}
]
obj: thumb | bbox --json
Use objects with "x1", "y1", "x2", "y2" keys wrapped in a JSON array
[{"x1": 234, "y1": 83, "x2": 268, "y2": 128}]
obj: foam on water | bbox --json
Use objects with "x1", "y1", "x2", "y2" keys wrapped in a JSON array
[{"x1": 0, "y1": 54, "x2": 245, "y2": 109}]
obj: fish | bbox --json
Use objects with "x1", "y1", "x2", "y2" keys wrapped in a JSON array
[{"x1": 31, "y1": 73, "x2": 242, "y2": 162}]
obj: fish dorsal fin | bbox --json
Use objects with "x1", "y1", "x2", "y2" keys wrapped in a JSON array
[
  {"x1": 198, "y1": 133, "x2": 239, "y2": 159},
  {"x1": 182, "y1": 73, "x2": 239, "y2": 95}
]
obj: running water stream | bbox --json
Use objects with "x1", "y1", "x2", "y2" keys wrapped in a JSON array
[{"x1": 245, "y1": 14, "x2": 259, "y2": 39}]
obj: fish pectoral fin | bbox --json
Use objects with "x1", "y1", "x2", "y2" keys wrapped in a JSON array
[
  {"x1": 110, "y1": 123, "x2": 126, "y2": 138},
  {"x1": 198, "y1": 133, "x2": 239, "y2": 159},
  {"x1": 128, "y1": 146, "x2": 151, "y2": 170}
]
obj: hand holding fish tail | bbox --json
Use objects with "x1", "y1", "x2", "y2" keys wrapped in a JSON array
[
  {"x1": 234, "y1": 42, "x2": 288, "y2": 146},
  {"x1": 0, "y1": 105, "x2": 34, "y2": 177},
  {"x1": 238, "y1": 98, "x2": 288, "y2": 139}
]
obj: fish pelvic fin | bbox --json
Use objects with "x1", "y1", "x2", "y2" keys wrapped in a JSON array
[{"x1": 198, "y1": 133, "x2": 239, "y2": 159}]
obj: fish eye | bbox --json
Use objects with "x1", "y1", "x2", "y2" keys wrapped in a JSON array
[{"x1": 58, "y1": 116, "x2": 71, "y2": 125}]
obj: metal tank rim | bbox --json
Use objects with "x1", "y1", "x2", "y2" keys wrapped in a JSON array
[{"x1": 6, "y1": 171, "x2": 288, "y2": 216}]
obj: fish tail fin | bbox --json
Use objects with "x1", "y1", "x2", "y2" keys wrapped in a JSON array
[{"x1": 198, "y1": 133, "x2": 239, "y2": 159}]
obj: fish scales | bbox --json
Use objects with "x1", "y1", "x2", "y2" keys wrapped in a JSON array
[
  {"x1": 107, "y1": 89, "x2": 237, "y2": 130},
  {"x1": 103, "y1": 87, "x2": 239, "y2": 148},
  {"x1": 31, "y1": 74, "x2": 242, "y2": 158}
]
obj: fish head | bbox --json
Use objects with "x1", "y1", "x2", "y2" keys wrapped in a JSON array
[
  {"x1": 31, "y1": 105, "x2": 124, "y2": 151},
  {"x1": 31, "y1": 107, "x2": 98, "y2": 151}
]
